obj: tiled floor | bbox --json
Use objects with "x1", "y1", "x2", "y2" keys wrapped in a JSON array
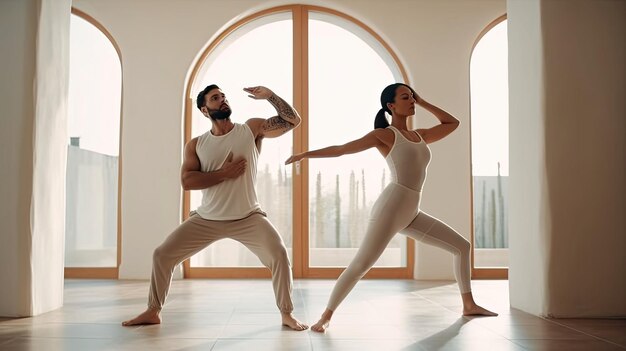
[{"x1": 0, "y1": 279, "x2": 624, "y2": 350}]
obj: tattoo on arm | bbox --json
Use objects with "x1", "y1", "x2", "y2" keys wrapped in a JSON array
[
  {"x1": 267, "y1": 93, "x2": 299, "y2": 124},
  {"x1": 262, "y1": 116, "x2": 292, "y2": 134}
]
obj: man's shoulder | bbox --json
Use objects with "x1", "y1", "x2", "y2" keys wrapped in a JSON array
[
  {"x1": 240, "y1": 120, "x2": 262, "y2": 138},
  {"x1": 186, "y1": 136, "x2": 199, "y2": 147},
  {"x1": 243, "y1": 118, "x2": 264, "y2": 129}
]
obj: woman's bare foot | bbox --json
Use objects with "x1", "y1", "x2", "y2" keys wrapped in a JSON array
[
  {"x1": 311, "y1": 317, "x2": 331, "y2": 332},
  {"x1": 463, "y1": 304, "x2": 498, "y2": 316},
  {"x1": 281, "y1": 312, "x2": 308, "y2": 331},
  {"x1": 121, "y1": 308, "x2": 161, "y2": 326},
  {"x1": 311, "y1": 308, "x2": 333, "y2": 332},
  {"x1": 461, "y1": 292, "x2": 498, "y2": 316}
]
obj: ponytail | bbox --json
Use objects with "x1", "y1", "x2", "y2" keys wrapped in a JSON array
[
  {"x1": 374, "y1": 108, "x2": 390, "y2": 129},
  {"x1": 374, "y1": 83, "x2": 402, "y2": 129}
]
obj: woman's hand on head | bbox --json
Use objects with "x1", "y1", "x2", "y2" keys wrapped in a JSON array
[{"x1": 413, "y1": 91, "x2": 424, "y2": 105}]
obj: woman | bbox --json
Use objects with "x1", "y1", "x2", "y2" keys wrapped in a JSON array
[{"x1": 285, "y1": 83, "x2": 497, "y2": 332}]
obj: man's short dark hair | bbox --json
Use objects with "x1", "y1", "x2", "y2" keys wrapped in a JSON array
[{"x1": 196, "y1": 84, "x2": 220, "y2": 110}]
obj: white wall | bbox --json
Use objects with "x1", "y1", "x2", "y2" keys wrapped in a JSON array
[
  {"x1": 507, "y1": 0, "x2": 548, "y2": 317},
  {"x1": 541, "y1": 0, "x2": 625, "y2": 317},
  {"x1": 509, "y1": 0, "x2": 626, "y2": 317},
  {"x1": 0, "y1": 0, "x2": 71, "y2": 317},
  {"x1": 71, "y1": 0, "x2": 506, "y2": 280}
]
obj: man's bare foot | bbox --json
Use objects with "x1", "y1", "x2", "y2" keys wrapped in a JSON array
[
  {"x1": 121, "y1": 308, "x2": 161, "y2": 326},
  {"x1": 463, "y1": 304, "x2": 498, "y2": 316},
  {"x1": 281, "y1": 312, "x2": 308, "y2": 331}
]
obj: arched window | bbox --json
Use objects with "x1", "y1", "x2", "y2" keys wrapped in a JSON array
[
  {"x1": 184, "y1": 5, "x2": 410, "y2": 278},
  {"x1": 65, "y1": 9, "x2": 122, "y2": 278},
  {"x1": 470, "y1": 16, "x2": 508, "y2": 278}
]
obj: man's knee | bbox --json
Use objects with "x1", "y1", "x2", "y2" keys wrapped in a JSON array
[
  {"x1": 268, "y1": 244, "x2": 291, "y2": 267},
  {"x1": 153, "y1": 245, "x2": 168, "y2": 262}
]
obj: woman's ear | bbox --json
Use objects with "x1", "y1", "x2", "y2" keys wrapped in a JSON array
[{"x1": 386, "y1": 102, "x2": 394, "y2": 112}]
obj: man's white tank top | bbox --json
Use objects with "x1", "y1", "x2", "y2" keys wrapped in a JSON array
[
  {"x1": 194, "y1": 123, "x2": 261, "y2": 220},
  {"x1": 385, "y1": 126, "x2": 432, "y2": 192}
]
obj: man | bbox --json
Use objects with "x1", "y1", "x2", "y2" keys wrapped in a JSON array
[{"x1": 122, "y1": 85, "x2": 307, "y2": 330}]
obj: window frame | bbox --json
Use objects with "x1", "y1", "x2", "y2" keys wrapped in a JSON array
[
  {"x1": 468, "y1": 14, "x2": 508, "y2": 280},
  {"x1": 64, "y1": 8, "x2": 124, "y2": 279}
]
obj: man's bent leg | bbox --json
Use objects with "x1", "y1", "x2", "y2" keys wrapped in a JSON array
[
  {"x1": 123, "y1": 214, "x2": 223, "y2": 326},
  {"x1": 233, "y1": 214, "x2": 307, "y2": 330}
]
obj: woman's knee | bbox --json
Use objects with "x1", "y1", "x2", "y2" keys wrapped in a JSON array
[
  {"x1": 461, "y1": 237, "x2": 471, "y2": 252},
  {"x1": 455, "y1": 238, "x2": 471, "y2": 257},
  {"x1": 346, "y1": 258, "x2": 375, "y2": 278}
]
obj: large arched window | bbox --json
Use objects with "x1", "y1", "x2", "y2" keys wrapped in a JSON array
[
  {"x1": 184, "y1": 5, "x2": 409, "y2": 278},
  {"x1": 470, "y1": 16, "x2": 508, "y2": 278},
  {"x1": 65, "y1": 9, "x2": 122, "y2": 278}
]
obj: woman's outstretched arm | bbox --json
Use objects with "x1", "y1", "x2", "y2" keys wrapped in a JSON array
[{"x1": 285, "y1": 130, "x2": 382, "y2": 165}]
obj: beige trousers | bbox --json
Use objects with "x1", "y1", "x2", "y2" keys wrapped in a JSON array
[{"x1": 148, "y1": 212, "x2": 294, "y2": 313}]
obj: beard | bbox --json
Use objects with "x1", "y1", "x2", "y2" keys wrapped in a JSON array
[{"x1": 208, "y1": 106, "x2": 232, "y2": 120}]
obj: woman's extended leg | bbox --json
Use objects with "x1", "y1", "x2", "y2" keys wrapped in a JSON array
[
  {"x1": 312, "y1": 184, "x2": 421, "y2": 331},
  {"x1": 402, "y1": 211, "x2": 497, "y2": 316}
]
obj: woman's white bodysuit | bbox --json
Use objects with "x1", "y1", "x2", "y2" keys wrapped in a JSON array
[{"x1": 327, "y1": 126, "x2": 471, "y2": 311}]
